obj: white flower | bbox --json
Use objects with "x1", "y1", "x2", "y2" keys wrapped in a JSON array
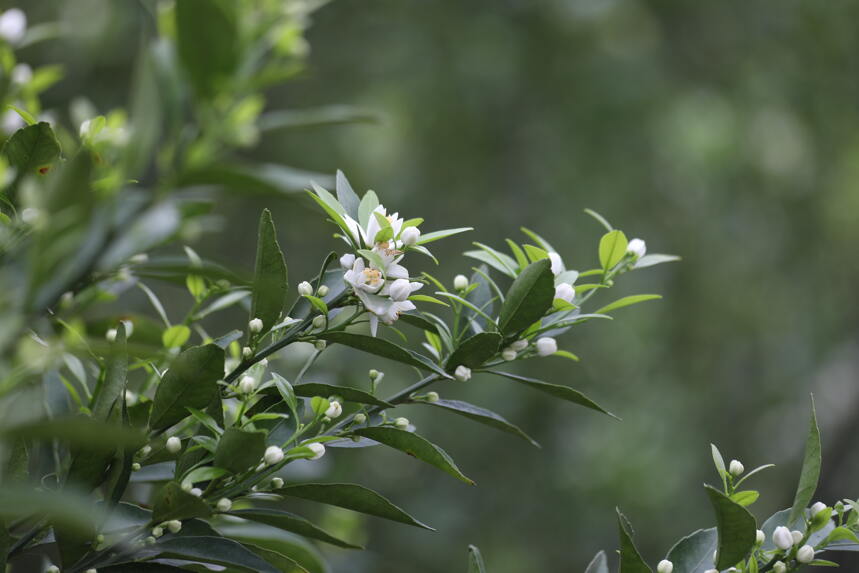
[
  {"x1": 307, "y1": 442, "x2": 326, "y2": 460},
  {"x1": 20, "y1": 207, "x2": 40, "y2": 224},
  {"x1": 656, "y1": 560, "x2": 673, "y2": 573},
  {"x1": 189, "y1": 487, "x2": 202, "y2": 497},
  {"x1": 152, "y1": 526, "x2": 163, "y2": 538},
  {"x1": 264, "y1": 446, "x2": 284, "y2": 466},
  {"x1": 501, "y1": 348, "x2": 517, "y2": 361},
  {"x1": 1, "y1": 109, "x2": 24, "y2": 133},
  {"x1": 510, "y1": 339, "x2": 529, "y2": 351},
  {"x1": 239, "y1": 375, "x2": 256, "y2": 394},
  {"x1": 453, "y1": 274, "x2": 469, "y2": 290},
  {"x1": 324, "y1": 401, "x2": 342, "y2": 418},
  {"x1": 772, "y1": 526, "x2": 793, "y2": 550},
  {"x1": 536, "y1": 337, "x2": 557, "y2": 357},
  {"x1": 344, "y1": 258, "x2": 385, "y2": 293},
  {"x1": 548, "y1": 252, "x2": 564, "y2": 275},
  {"x1": 84, "y1": 569, "x2": 97, "y2": 573},
  {"x1": 791, "y1": 530, "x2": 803, "y2": 545},
  {"x1": 810, "y1": 501, "x2": 827, "y2": 516},
  {"x1": 401, "y1": 226, "x2": 420, "y2": 246},
  {"x1": 554, "y1": 282, "x2": 575, "y2": 303},
  {"x1": 106, "y1": 328, "x2": 117, "y2": 342},
  {"x1": 394, "y1": 417, "x2": 409, "y2": 429},
  {"x1": 773, "y1": 561, "x2": 786, "y2": 573},
  {"x1": 166, "y1": 520, "x2": 182, "y2": 533},
  {"x1": 366, "y1": 206, "x2": 404, "y2": 245},
  {"x1": 248, "y1": 318, "x2": 263, "y2": 333},
  {"x1": 298, "y1": 281, "x2": 313, "y2": 296},
  {"x1": 426, "y1": 391, "x2": 439, "y2": 402},
  {"x1": 388, "y1": 278, "x2": 416, "y2": 302},
  {"x1": 216, "y1": 498, "x2": 232, "y2": 512},
  {"x1": 259, "y1": 358, "x2": 268, "y2": 368},
  {"x1": 270, "y1": 477, "x2": 284, "y2": 488},
  {"x1": 355, "y1": 290, "x2": 416, "y2": 336},
  {"x1": 796, "y1": 544, "x2": 814, "y2": 564},
  {"x1": 627, "y1": 238, "x2": 647, "y2": 258},
  {"x1": 454, "y1": 365, "x2": 472, "y2": 381},
  {"x1": 339, "y1": 253, "x2": 356, "y2": 269},
  {"x1": 317, "y1": 285, "x2": 329, "y2": 297},
  {"x1": 11, "y1": 63, "x2": 32, "y2": 85},
  {"x1": 0, "y1": 9, "x2": 27, "y2": 44},
  {"x1": 756, "y1": 529, "x2": 765, "y2": 544},
  {"x1": 729, "y1": 459, "x2": 744, "y2": 476},
  {"x1": 166, "y1": 436, "x2": 182, "y2": 454}
]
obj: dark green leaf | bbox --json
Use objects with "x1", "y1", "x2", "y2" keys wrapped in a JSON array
[
  {"x1": 1, "y1": 122, "x2": 61, "y2": 174},
  {"x1": 666, "y1": 528, "x2": 717, "y2": 573},
  {"x1": 244, "y1": 543, "x2": 311, "y2": 573},
  {"x1": 419, "y1": 399, "x2": 539, "y2": 448},
  {"x1": 152, "y1": 481, "x2": 212, "y2": 523},
  {"x1": 250, "y1": 209, "x2": 288, "y2": 335},
  {"x1": 138, "y1": 536, "x2": 278, "y2": 573},
  {"x1": 585, "y1": 550, "x2": 610, "y2": 573},
  {"x1": 175, "y1": 0, "x2": 240, "y2": 98},
  {"x1": 319, "y1": 332, "x2": 447, "y2": 376},
  {"x1": 352, "y1": 427, "x2": 474, "y2": 485},
  {"x1": 293, "y1": 382, "x2": 393, "y2": 408},
  {"x1": 217, "y1": 523, "x2": 329, "y2": 573},
  {"x1": 149, "y1": 344, "x2": 225, "y2": 430},
  {"x1": 617, "y1": 509, "x2": 652, "y2": 573},
  {"x1": 788, "y1": 397, "x2": 821, "y2": 527},
  {"x1": 445, "y1": 332, "x2": 502, "y2": 370},
  {"x1": 487, "y1": 371, "x2": 617, "y2": 419},
  {"x1": 274, "y1": 482, "x2": 433, "y2": 530},
  {"x1": 228, "y1": 508, "x2": 361, "y2": 549},
  {"x1": 467, "y1": 544, "x2": 487, "y2": 573},
  {"x1": 497, "y1": 259, "x2": 554, "y2": 335},
  {"x1": 215, "y1": 428, "x2": 266, "y2": 474},
  {"x1": 90, "y1": 323, "x2": 128, "y2": 420},
  {"x1": 1, "y1": 416, "x2": 145, "y2": 449},
  {"x1": 705, "y1": 485, "x2": 756, "y2": 569}
]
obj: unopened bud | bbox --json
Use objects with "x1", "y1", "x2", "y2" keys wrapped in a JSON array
[
  {"x1": 791, "y1": 530, "x2": 803, "y2": 545},
  {"x1": 340, "y1": 253, "x2": 356, "y2": 269},
  {"x1": 298, "y1": 281, "x2": 313, "y2": 296},
  {"x1": 453, "y1": 274, "x2": 469, "y2": 290},
  {"x1": 46, "y1": 566, "x2": 60, "y2": 573},
  {"x1": 510, "y1": 339, "x2": 528, "y2": 351},
  {"x1": 426, "y1": 391, "x2": 439, "y2": 402},
  {"x1": 131, "y1": 462, "x2": 141, "y2": 471},
  {"x1": 317, "y1": 285, "x2": 330, "y2": 297},
  {"x1": 656, "y1": 560, "x2": 673, "y2": 573},
  {"x1": 312, "y1": 315, "x2": 326, "y2": 329},
  {"x1": 249, "y1": 318, "x2": 263, "y2": 333},
  {"x1": 401, "y1": 226, "x2": 421, "y2": 246},
  {"x1": 810, "y1": 501, "x2": 827, "y2": 516},
  {"x1": 239, "y1": 375, "x2": 256, "y2": 394},
  {"x1": 756, "y1": 529, "x2": 765, "y2": 544},
  {"x1": 140, "y1": 445, "x2": 152, "y2": 457},
  {"x1": 728, "y1": 459, "x2": 744, "y2": 476},
  {"x1": 501, "y1": 348, "x2": 517, "y2": 361},
  {"x1": 166, "y1": 436, "x2": 182, "y2": 454},
  {"x1": 772, "y1": 526, "x2": 793, "y2": 550},
  {"x1": 627, "y1": 238, "x2": 647, "y2": 258},
  {"x1": 353, "y1": 413, "x2": 367, "y2": 424},
  {"x1": 216, "y1": 498, "x2": 232, "y2": 512},
  {"x1": 145, "y1": 536, "x2": 156, "y2": 545},
  {"x1": 242, "y1": 346, "x2": 252, "y2": 359},
  {"x1": 394, "y1": 417, "x2": 409, "y2": 429},
  {"x1": 369, "y1": 369, "x2": 382, "y2": 381},
  {"x1": 535, "y1": 337, "x2": 557, "y2": 357},
  {"x1": 166, "y1": 520, "x2": 182, "y2": 533},
  {"x1": 554, "y1": 282, "x2": 575, "y2": 303},
  {"x1": 314, "y1": 340, "x2": 327, "y2": 351},
  {"x1": 307, "y1": 442, "x2": 326, "y2": 460},
  {"x1": 270, "y1": 477, "x2": 284, "y2": 489},
  {"x1": 264, "y1": 446, "x2": 285, "y2": 466},
  {"x1": 189, "y1": 488, "x2": 202, "y2": 497},
  {"x1": 152, "y1": 526, "x2": 163, "y2": 538},
  {"x1": 773, "y1": 562, "x2": 786, "y2": 573},
  {"x1": 106, "y1": 328, "x2": 117, "y2": 342},
  {"x1": 796, "y1": 544, "x2": 815, "y2": 564},
  {"x1": 454, "y1": 365, "x2": 472, "y2": 381}
]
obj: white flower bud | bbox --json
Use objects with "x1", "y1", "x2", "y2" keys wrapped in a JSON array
[
  {"x1": 426, "y1": 391, "x2": 439, "y2": 402},
  {"x1": 259, "y1": 358, "x2": 268, "y2": 368},
  {"x1": 85, "y1": 569, "x2": 98, "y2": 573},
  {"x1": 152, "y1": 526, "x2": 163, "y2": 538},
  {"x1": 324, "y1": 401, "x2": 342, "y2": 418},
  {"x1": 12, "y1": 63, "x2": 32, "y2": 85},
  {"x1": 548, "y1": 252, "x2": 564, "y2": 275},
  {"x1": 125, "y1": 389, "x2": 138, "y2": 406},
  {"x1": 756, "y1": 529, "x2": 765, "y2": 544},
  {"x1": 312, "y1": 315, "x2": 326, "y2": 328},
  {"x1": 627, "y1": 238, "x2": 647, "y2": 258},
  {"x1": 181, "y1": 481, "x2": 192, "y2": 492},
  {"x1": 453, "y1": 274, "x2": 469, "y2": 290},
  {"x1": 791, "y1": 530, "x2": 803, "y2": 545},
  {"x1": 810, "y1": 501, "x2": 827, "y2": 516},
  {"x1": 388, "y1": 278, "x2": 413, "y2": 302},
  {"x1": 394, "y1": 417, "x2": 409, "y2": 429},
  {"x1": 242, "y1": 346, "x2": 252, "y2": 359},
  {"x1": 140, "y1": 445, "x2": 152, "y2": 457},
  {"x1": 314, "y1": 340, "x2": 327, "y2": 351},
  {"x1": 729, "y1": 459, "x2": 744, "y2": 476},
  {"x1": 106, "y1": 328, "x2": 117, "y2": 342},
  {"x1": 353, "y1": 413, "x2": 367, "y2": 424},
  {"x1": 239, "y1": 375, "x2": 256, "y2": 394},
  {"x1": 454, "y1": 365, "x2": 472, "y2": 381},
  {"x1": 307, "y1": 442, "x2": 326, "y2": 460},
  {"x1": 298, "y1": 281, "x2": 313, "y2": 296},
  {"x1": 130, "y1": 253, "x2": 149, "y2": 264},
  {"x1": 166, "y1": 520, "x2": 182, "y2": 533},
  {"x1": 20, "y1": 207, "x2": 40, "y2": 225},
  {"x1": 189, "y1": 487, "x2": 202, "y2": 497},
  {"x1": 369, "y1": 369, "x2": 383, "y2": 382},
  {"x1": 165, "y1": 436, "x2": 182, "y2": 454},
  {"x1": 501, "y1": 348, "x2": 517, "y2": 361},
  {"x1": 554, "y1": 283, "x2": 575, "y2": 303},
  {"x1": 401, "y1": 226, "x2": 421, "y2": 246},
  {"x1": 317, "y1": 285, "x2": 330, "y2": 297},
  {"x1": 46, "y1": 566, "x2": 60, "y2": 573},
  {"x1": 657, "y1": 560, "x2": 673, "y2": 573},
  {"x1": 248, "y1": 318, "x2": 263, "y2": 333},
  {"x1": 772, "y1": 526, "x2": 793, "y2": 550},
  {"x1": 773, "y1": 561, "x2": 786, "y2": 573},
  {"x1": 796, "y1": 544, "x2": 814, "y2": 563},
  {"x1": 0, "y1": 9, "x2": 27, "y2": 44},
  {"x1": 216, "y1": 498, "x2": 232, "y2": 512},
  {"x1": 510, "y1": 339, "x2": 528, "y2": 351},
  {"x1": 145, "y1": 536, "x2": 156, "y2": 545},
  {"x1": 271, "y1": 477, "x2": 284, "y2": 488},
  {"x1": 264, "y1": 446, "x2": 284, "y2": 465},
  {"x1": 704, "y1": 569, "x2": 718, "y2": 573},
  {"x1": 340, "y1": 253, "x2": 356, "y2": 269},
  {"x1": 536, "y1": 337, "x2": 557, "y2": 357},
  {"x1": 131, "y1": 462, "x2": 141, "y2": 471}
]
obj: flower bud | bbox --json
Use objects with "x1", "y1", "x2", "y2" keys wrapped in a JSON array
[
  {"x1": 394, "y1": 417, "x2": 409, "y2": 429},
  {"x1": 501, "y1": 348, "x2": 517, "y2": 361},
  {"x1": 264, "y1": 446, "x2": 284, "y2": 466},
  {"x1": 773, "y1": 561, "x2": 786, "y2": 573},
  {"x1": 627, "y1": 238, "x2": 647, "y2": 258},
  {"x1": 47, "y1": 566, "x2": 60, "y2": 573},
  {"x1": 796, "y1": 544, "x2": 815, "y2": 563},
  {"x1": 756, "y1": 529, "x2": 765, "y2": 544},
  {"x1": 401, "y1": 226, "x2": 421, "y2": 246},
  {"x1": 131, "y1": 462, "x2": 141, "y2": 471},
  {"x1": 85, "y1": 569, "x2": 98, "y2": 573},
  {"x1": 340, "y1": 253, "x2": 356, "y2": 269},
  {"x1": 656, "y1": 560, "x2": 673, "y2": 573},
  {"x1": 152, "y1": 526, "x2": 163, "y2": 538},
  {"x1": 242, "y1": 346, "x2": 252, "y2": 359},
  {"x1": 317, "y1": 285, "x2": 329, "y2": 297},
  {"x1": 0, "y1": 9, "x2": 27, "y2": 44},
  {"x1": 369, "y1": 369, "x2": 382, "y2": 381},
  {"x1": 810, "y1": 501, "x2": 827, "y2": 516},
  {"x1": 239, "y1": 375, "x2": 256, "y2": 394},
  {"x1": 140, "y1": 445, "x2": 152, "y2": 457},
  {"x1": 554, "y1": 283, "x2": 575, "y2": 303},
  {"x1": 772, "y1": 526, "x2": 793, "y2": 550},
  {"x1": 389, "y1": 278, "x2": 413, "y2": 302},
  {"x1": 704, "y1": 570, "x2": 717, "y2": 573},
  {"x1": 259, "y1": 358, "x2": 268, "y2": 368},
  {"x1": 166, "y1": 520, "x2": 182, "y2": 533},
  {"x1": 307, "y1": 442, "x2": 326, "y2": 460},
  {"x1": 454, "y1": 365, "x2": 472, "y2": 381},
  {"x1": 165, "y1": 436, "x2": 182, "y2": 454},
  {"x1": 181, "y1": 481, "x2": 192, "y2": 492},
  {"x1": 536, "y1": 337, "x2": 557, "y2": 357},
  {"x1": 354, "y1": 413, "x2": 367, "y2": 424},
  {"x1": 271, "y1": 477, "x2": 284, "y2": 488},
  {"x1": 298, "y1": 281, "x2": 313, "y2": 296},
  {"x1": 216, "y1": 498, "x2": 232, "y2": 512},
  {"x1": 145, "y1": 536, "x2": 156, "y2": 545},
  {"x1": 106, "y1": 328, "x2": 117, "y2": 342},
  {"x1": 729, "y1": 459, "x2": 744, "y2": 476},
  {"x1": 248, "y1": 318, "x2": 263, "y2": 333},
  {"x1": 314, "y1": 340, "x2": 327, "y2": 351},
  {"x1": 791, "y1": 530, "x2": 803, "y2": 545},
  {"x1": 510, "y1": 339, "x2": 529, "y2": 351},
  {"x1": 453, "y1": 274, "x2": 469, "y2": 290},
  {"x1": 548, "y1": 252, "x2": 563, "y2": 275},
  {"x1": 426, "y1": 391, "x2": 439, "y2": 402},
  {"x1": 324, "y1": 401, "x2": 342, "y2": 418},
  {"x1": 189, "y1": 487, "x2": 202, "y2": 497},
  {"x1": 312, "y1": 315, "x2": 326, "y2": 328}
]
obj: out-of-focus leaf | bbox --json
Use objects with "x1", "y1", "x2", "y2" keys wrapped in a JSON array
[
  {"x1": 788, "y1": 397, "x2": 821, "y2": 526},
  {"x1": 1, "y1": 122, "x2": 61, "y2": 174},
  {"x1": 149, "y1": 344, "x2": 224, "y2": 430},
  {"x1": 1, "y1": 416, "x2": 144, "y2": 449},
  {"x1": 228, "y1": 509, "x2": 361, "y2": 549},
  {"x1": 195, "y1": 290, "x2": 251, "y2": 319},
  {"x1": 584, "y1": 550, "x2": 609, "y2": 573},
  {"x1": 91, "y1": 323, "x2": 128, "y2": 420},
  {"x1": 180, "y1": 163, "x2": 333, "y2": 195},
  {"x1": 705, "y1": 485, "x2": 756, "y2": 569},
  {"x1": 666, "y1": 528, "x2": 717, "y2": 573},
  {"x1": 162, "y1": 324, "x2": 191, "y2": 348},
  {"x1": 419, "y1": 399, "x2": 539, "y2": 448},
  {"x1": 415, "y1": 227, "x2": 473, "y2": 245},
  {"x1": 445, "y1": 332, "x2": 501, "y2": 369},
  {"x1": 617, "y1": 509, "x2": 652, "y2": 573},
  {"x1": 152, "y1": 481, "x2": 212, "y2": 523},
  {"x1": 175, "y1": 0, "x2": 239, "y2": 98},
  {"x1": 292, "y1": 382, "x2": 393, "y2": 408},
  {"x1": 467, "y1": 544, "x2": 487, "y2": 573},
  {"x1": 259, "y1": 106, "x2": 380, "y2": 132},
  {"x1": 214, "y1": 428, "x2": 265, "y2": 474},
  {"x1": 250, "y1": 209, "x2": 288, "y2": 334},
  {"x1": 124, "y1": 43, "x2": 162, "y2": 177},
  {"x1": 594, "y1": 295, "x2": 662, "y2": 315},
  {"x1": 634, "y1": 254, "x2": 681, "y2": 269},
  {"x1": 353, "y1": 427, "x2": 474, "y2": 485},
  {"x1": 497, "y1": 259, "x2": 554, "y2": 335},
  {"x1": 487, "y1": 371, "x2": 617, "y2": 419}
]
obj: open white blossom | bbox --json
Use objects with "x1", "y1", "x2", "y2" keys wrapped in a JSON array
[
  {"x1": 387, "y1": 278, "x2": 422, "y2": 302},
  {"x1": 324, "y1": 400, "x2": 342, "y2": 418},
  {"x1": 344, "y1": 258, "x2": 385, "y2": 293}
]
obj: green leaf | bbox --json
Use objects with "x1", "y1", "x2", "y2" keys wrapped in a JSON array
[
  {"x1": 415, "y1": 227, "x2": 473, "y2": 245},
  {"x1": 730, "y1": 491, "x2": 760, "y2": 507},
  {"x1": 215, "y1": 428, "x2": 266, "y2": 474},
  {"x1": 358, "y1": 190, "x2": 380, "y2": 230},
  {"x1": 271, "y1": 373, "x2": 299, "y2": 419},
  {"x1": 497, "y1": 259, "x2": 555, "y2": 335},
  {"x1": 666, "y1": 528, "x2": 717, "y2": 573},
  {"x1": 292, "y1": 383, "x2": 394, "y2": 408},
  {"x1": 467, "y1": 544, "x2": 487, "y2": 573},
  {"x1": 152, "y1": 481, "x2": 212, "y2": 523},
  {"x1": 1, "y1": 122, "x2": 61, "y2": 174},
  {"x1": 617, "y1": 509, "x2": 652, "y2": 573},
  {"x1": 583, "y1": 209, "x2": 614, "y2": 232},
  {"x1": 1, "y1": 416, "x2": 145, "y2": 450},
  {"x1": 181, "y1": 466, "x2": 229, "y2": 487},
  {"x1": 487, "y1": 371, "x2": 617, "y2": 419},
  {"x1": 594, "y1": 295, "x2": 662, "y2": 315},
  {"x1": 274, "y1": 482, "x2": 433, "y2": 530},
  {"x1": 162, "y1": 324, "x2": 191, "y2": 348},
  {"x1": 175, "y1": 0, "x2": 240, "y2": 98},
  {"x1": 335, "y1": 170, "x2": 361, "y2": 220},
  {"x1": 250, "y1": 209, "x2": 289, "y2": 335},
  {"x1": 788, "y1": 397, "x2": 821, "y2": 527},
  {"x1": 599, "y1": 230, "x2": 629, "y2": 271},
  {"x1": 704, "y1": 485, "x2": 757, "y2": 569},
  {"x1": 352, "y1": 427, "x2": 474, "y2": 485},
  {"x1": 228, "y1": 508, "x2": 361, "y2": 549},
  {"x1": 245, "y1": 543, "x2": 312, "y2": 573},
  {"x1": 217, "y1": 524, "x2": 328, "y2": 573},
  {"x1": 90, "y1": 323, "x2": 128, "y2": 420},
  {"x1": 634, "y1": 254, "x2": 681, "y2": 269},
  {"x1": 446, "y1": 332, "x2": 502, "y2": 369},
  {"x1": 584, "y1": 550, "x2": 609, "y2": 573},
  {"x1": 522, "y1": 244, "x2": 549, "y2": 263},
  {"x1": 138, "y1": 536, "x2": 279, "y2": 573},
  {"x1": 419, "y1": 399, "x2": 539, "y2": 448},
  {"x1": 149, "y1": 344, "x2": 225, "y2": 430},
  {"x1": 711, "y1": 444, "x2": 726, "y2": 478},
  {"x1": 318, "y1": 332, "x2": 447, "y2": 376}
]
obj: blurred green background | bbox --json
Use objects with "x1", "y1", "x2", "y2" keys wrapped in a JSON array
[{"x1": 6, "y1": 0, "x2": 859, "y2": 571}]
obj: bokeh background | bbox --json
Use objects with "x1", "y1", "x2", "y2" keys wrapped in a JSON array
[{"x1": 6, "y1": 0, "x2": 859, "y2": 571}]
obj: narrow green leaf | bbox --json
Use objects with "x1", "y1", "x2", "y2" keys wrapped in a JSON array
[
  {"x1": 251, "y1": 209, "x2": 289, "y2": 334},
  {"x1": 497, "y1": 259, "x2": 554, "y2": 335},
  {"x1": 415, "y1": 227, "x2": 473, "y2": 245},
  {"x1": 175, "y1": 0, "x2": 240, "y2": 98},
  {"x1": 505, "y1": 239, "x2": 529, "y2": 270},
  {"x1": 318, "y1": 332, "x2": 447, "y2": 376},
  {"x1": 215, "y1": 428, "x2": 266, "y2": 474},
  {"x1": 358, "y1": 190, "x2": 380, "y2": 230},
  {"x1": 594, "y1": 295, "x2": 662, "y2": 315},
  {"x1": 2, "y1": 417, "x2": 145, "y2": 450},
  {"x1": 352, "y1": 427, "x2": 474, "y2": 485},
  {"x1": 271, "y1": 373, "x2": 298, "y2": 418},
  {"x1": 617, "y1": 509, "x2": 652, "y2": 573},
  {"x1": 138, "y1": 536, "x2": 279, "y2": 573},
  {"x1": 788, "y1": 397, "x2": 821, "y2": 526},
  {"x1": 584, "y1": 550, "x2": 609, "y2": 573},
  {"x1": 149, "y1": 344, "x2": 225, "y2": 430},
  {"x1": 419, "y1": 399, "x2": 539, "y2": 448},
  {"x1": 445, "y1": 332, "x2": 502, "y2": 369},
  {"x1": 583, "y1": 209, "x2": 614, "y2": 231},
  {"x1": 228, "y1": 508, "x2": 362, "y2": 549},
  {"x1": 91, "y1": 323, "x2": 128, "y2": 420},
  {"x1": 1, "y1": 122, "x2": 61, "y2": 174},
  {"x1": 335, "y1": 170, "x2": 360, "y2": 220},
  {"x1": 598, "y1": 230, "x2": 628, "y2": 271},
  {"x1": 293, "y1": 383, "x2": 393, "y2": 408},
  {"x1": 467, "y1": 545, "x2": 487, "y2": 573},
  {"x1": 634, "y1": 254, "x2": 681, "y2": 269},
  {"x1": 705, "y1": 485, "x2": 757, "y2": 569},
  {"x1": 487, "y1": 370, "x2": 617, "y2": 419},
  {"x1": 152, "y1": 481, "x2": 212, "y2": 523}
]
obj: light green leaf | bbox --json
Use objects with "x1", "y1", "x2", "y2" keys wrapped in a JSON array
[
  {"x1": 335, "y1": 170, "x2": 361, "y2": 220},
  {"x1": 149, "y1": 344, "x2": 225, "y2": 430},
  {"x1": 271, "y1": 373, "x2": 298, "y2": 419},
  {"x1": 598, "y1": 230, "x2": 628, "y2": 271},
  {"x1": 730, "y1": 491, "x2": 760, "y2": 507},
  {"x1": 1, "y1": 122, "x2": 61, "y2": 174},
  {"x1": 634, "y1": 254, "x2": 681, "y2": 269},
  {"x1": 594, "y1": 295, "x2": 662, "y2": 315},
  {"x1": 584, "y1": 550, "x2": 609, "y2": 573},
  {"x1": 90, "y1": 323, "x2": 128, "y2": 420},
  {"x1": 215, "y1": 428, "x2": 266, "y2": 474},
  {"x1": 788, "y1": 397, "x2": 821, "y2": 527},
  {"x1": 420, "y1": 398, "x2": 539, "y2": 448},
  {"x1": 705, "y1": 485, "x2": 757, "y2": 569},
  {"x1": 666, "y1": 527, "x2": 717, "y2": 573},
  {"x1": 415, "y1": 227, "x2": 473, "y2": 245},
  {"x1": 583, "y1": 209, "x2": 614, "y2": 231},
  {"x1": 250, "y1": 209, "x2": 289, "y2": 335},
  {"x1": 358, "y1": 190, "x2": 380, "y2": 230},
  {"x1": 162, "y1": 324, "x2": 191, "y2": 348},
  {"x1": 497, "y1": 259, "x2": 555, "y2": 335}
]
